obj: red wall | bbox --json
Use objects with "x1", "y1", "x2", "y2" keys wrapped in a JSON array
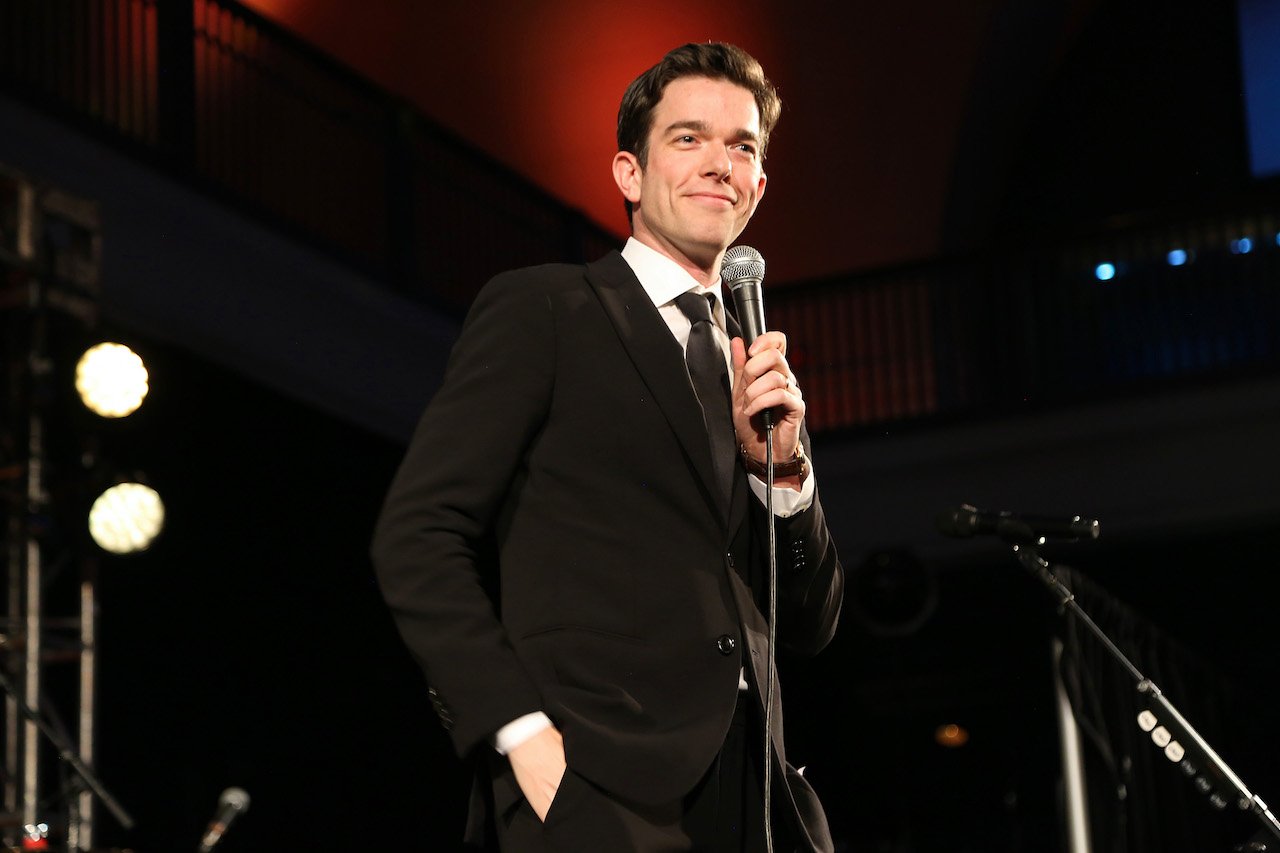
[{"x1": 237, "y1": 1, "x2": 1080, "y2": 282}]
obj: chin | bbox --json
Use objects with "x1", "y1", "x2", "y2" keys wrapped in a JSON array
[
  {"x1": 688, "y1": 227, "x2": 737, "y2": 251},
  {"x1": 686, "y1": 238, "x2": 733, "y2": 262}
]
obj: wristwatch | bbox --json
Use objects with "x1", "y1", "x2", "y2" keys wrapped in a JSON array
[{"x1": 740, "y1": 441, "x2": 808, "y2": 479}]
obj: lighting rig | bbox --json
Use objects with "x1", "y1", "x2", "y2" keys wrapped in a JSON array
[{"x1": 1, "y1": 164, "x2": 154, "y2": 851}]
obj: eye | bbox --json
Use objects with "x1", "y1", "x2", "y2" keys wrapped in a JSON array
[
  {"x1": 733, "y1": 143, "x2": 758, "y2": 157},
  {"x1": 675, "y1": 135, "x2": 698, "y2": 144}
]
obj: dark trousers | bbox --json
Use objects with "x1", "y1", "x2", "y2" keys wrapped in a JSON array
[{"x1": 491, "y1": 694, "x2": 791, "y2": 852}]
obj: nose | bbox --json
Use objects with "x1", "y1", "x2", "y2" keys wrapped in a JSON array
[{"x1": 703, "y1": 146, "x2": 732, "y2": 181}]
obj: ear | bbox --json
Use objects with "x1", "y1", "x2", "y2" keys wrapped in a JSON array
[
  {"x1": 756, "y1": 170, "x2": 767, "y2": 204},
  {"x1": 612, "y1": 151, "x2": 643, "y2": 206}
]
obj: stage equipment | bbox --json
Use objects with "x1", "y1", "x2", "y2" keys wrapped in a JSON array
[
  {"x1": 87, "y1": 483, "x2": 165, "y2": 554},
  {"x1": 1, "y1": 164, "x2": 134, "y2": 850},
  {"x1": 936, "y1": 503, "x2": 1099, "y2": 544},
  {"x1": 74, "y1": 343, "x2": 149, "y2": 418},
  {"x1": 940, "y1": 504, "x2": 1280, "y2": 851},
  {"x1": 197, "y1": 787, "x2": 250, "y2": 852}
]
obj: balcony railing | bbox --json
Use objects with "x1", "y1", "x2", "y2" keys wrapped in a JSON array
[
  {"x1": 3, "y1": 0, "x2": 1278, "y2": 433},
  {"x1": 772, "y1": 203, "x2": 1280, "y2": 431},
  {"x1": 0, "y1": 0, "x2": 618, "y2": 307}
]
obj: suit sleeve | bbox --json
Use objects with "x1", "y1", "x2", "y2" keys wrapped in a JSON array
[
  {"x1": 370, "y1": 270, "x2": 554, "y2": 756},
  {"x1": 771, "y1": 430, "x2": 844, "y2": 657}
]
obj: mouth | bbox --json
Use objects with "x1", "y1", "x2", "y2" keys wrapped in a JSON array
[{"x1": 687, "y1": 192, "x2": 736, "y2": 207}]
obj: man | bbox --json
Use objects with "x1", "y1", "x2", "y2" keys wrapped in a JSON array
[{"x1": 372, "y1": 42, "x2": 843, "y2": 851}]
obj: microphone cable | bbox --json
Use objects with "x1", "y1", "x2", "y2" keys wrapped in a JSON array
[{"x1": 762, "y1": 421, "x2": 777, "y2": 853}]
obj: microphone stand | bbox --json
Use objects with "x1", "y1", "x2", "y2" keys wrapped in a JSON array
[{"x1": 1011, "y1": 542, "x2": 1280, "y2": 849}]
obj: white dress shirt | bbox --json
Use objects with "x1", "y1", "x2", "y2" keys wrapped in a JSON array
[{"x1": 621, "y1": 237, "x2": 816, "y2": 516}]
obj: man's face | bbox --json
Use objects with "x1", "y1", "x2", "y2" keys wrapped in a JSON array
[{"x1": 615, "y1": 76, "x2": 767, "y2": 275}]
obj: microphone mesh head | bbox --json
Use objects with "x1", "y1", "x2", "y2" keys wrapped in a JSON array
[
  {"x1": 722, "y1": 244, "x2": 765, "y2": 285},
  {"x1": 220, "y1": 787, "x2": 251, "y2": 812}
]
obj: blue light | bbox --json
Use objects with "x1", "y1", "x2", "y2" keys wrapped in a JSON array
[
  {"x1": 1167, "y1": 249, "x2": 1189, "y2": 266},
  {"x1": 1095, "y1": 263, "x2": 1116, "y2": 281},
  {"x1": 1230, "y1": 237, "x2": 1254, "y2": 254}
]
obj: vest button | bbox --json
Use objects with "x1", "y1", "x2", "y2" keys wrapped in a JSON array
[{"x1": 716, "y1": 634, "x2": 736, "y2": 655}]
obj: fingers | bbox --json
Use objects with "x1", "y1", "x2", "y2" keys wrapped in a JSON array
[
  {"x1": 508, "y1": 726, "x2": 567, "y2": 822},
  {"x1": 732, "y1": 336, "x2": 801, "y2": 419},
  {"x1": 743, "y1": 378, "x2": 805, "y2": 420},
  {"x1": 732, "y1": 331, "x2": 787, "y2": 369},
  {"x1": 732, "y1": 337, "x2": 790, "y2": 384},
  {"x1": 746, "y1": 330, "x2": 787, "y2": 358}
]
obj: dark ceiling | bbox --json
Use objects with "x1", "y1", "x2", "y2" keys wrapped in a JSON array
[{"x1": 237, "y1": 0, "x2": 1111, "y2": 282}]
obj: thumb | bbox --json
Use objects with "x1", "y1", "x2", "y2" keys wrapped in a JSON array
[{"x1": 730, "y1": 336, "x2": 747, "y2": 372}]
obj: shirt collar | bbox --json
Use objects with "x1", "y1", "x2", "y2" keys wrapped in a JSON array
[{"x1": 621, "y1": 237, "x2": 726, "y2": 314}]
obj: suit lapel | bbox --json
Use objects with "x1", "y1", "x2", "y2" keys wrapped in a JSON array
[{"x1": 584, "y1": 252, "x2": 727, "y2": 525}]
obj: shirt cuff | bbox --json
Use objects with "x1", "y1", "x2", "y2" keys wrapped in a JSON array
[
  {"x1": 748, "y1": 465, "x2": 816, "y2": 517},
  {"x1": 492, "y1": 711, "x2": 554, "y2": 755}
]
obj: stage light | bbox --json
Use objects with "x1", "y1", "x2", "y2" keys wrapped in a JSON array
[
  {"x1": 1230, "y1": 237, "x2": 1254, "y2": 254},
  {"x1": 1095, "y1": 263, "x2": 1116, "y2": 281},
  {"x1": 935, "y1": 723, "x2": 970, "y2": 748},
  {"x1": 75, "y1": 343, "x2": 149, "y2": 418},
  {"x1": 1167, "y1": 249, "x2": 1189, "y2": 266},
  {"x1": 88, "y1": 482, "x2": 165, "y2": 554}
]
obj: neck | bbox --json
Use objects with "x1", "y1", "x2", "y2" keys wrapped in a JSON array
[{"x1": 629, "y1": 232, "x2": 723, "y2": 288}]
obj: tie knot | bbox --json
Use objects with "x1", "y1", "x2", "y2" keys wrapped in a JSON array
[{"x1": 674, "y1": 290, "x2": 716, "y2": 325}]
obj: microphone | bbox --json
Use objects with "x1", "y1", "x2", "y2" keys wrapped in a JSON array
[
  {"x1": 722, "y1": 244, "x2": 771, "y2": 427},
  {"x1": 722, "y1": 244, "x2": 766, "y2": 345},
  {"x1": 937, "y1": 503, "x2": 1100, "y2": 544},
  {"x1": 198, "y1": 787, "x2": 250, "y2": 852}
]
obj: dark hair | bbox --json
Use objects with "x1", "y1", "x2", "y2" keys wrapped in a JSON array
[{"x1": 617, "y1": 43, "x2": 781, "y2": 219}]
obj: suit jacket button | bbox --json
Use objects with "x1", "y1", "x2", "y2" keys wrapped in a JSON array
[{"x1": 716, "y1": 634, "x2": 736, "y2": 655}]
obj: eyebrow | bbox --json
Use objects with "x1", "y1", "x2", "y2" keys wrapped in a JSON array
[{"x1": 662, "y1": 120, "x2": 760, "y2": 144}]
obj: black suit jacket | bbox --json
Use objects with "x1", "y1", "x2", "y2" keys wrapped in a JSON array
[{"x1": 371, "y1": 251, "x2": 843, "y2": 850}]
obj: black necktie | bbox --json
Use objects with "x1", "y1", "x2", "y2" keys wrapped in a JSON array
[{"x1": 675, "y1": 291, "x2": 736, "y2": 511}]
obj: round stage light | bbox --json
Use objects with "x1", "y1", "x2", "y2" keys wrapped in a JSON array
[
  {"x1": 75, "y1": 343, "x2": 149, "y2": 418},
  {"x1": 935, "y1": 723, "x2": 970, "y2": 748},
  {"x1": 88, "y1": 482, "x2": 165, "y2": 554}
]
